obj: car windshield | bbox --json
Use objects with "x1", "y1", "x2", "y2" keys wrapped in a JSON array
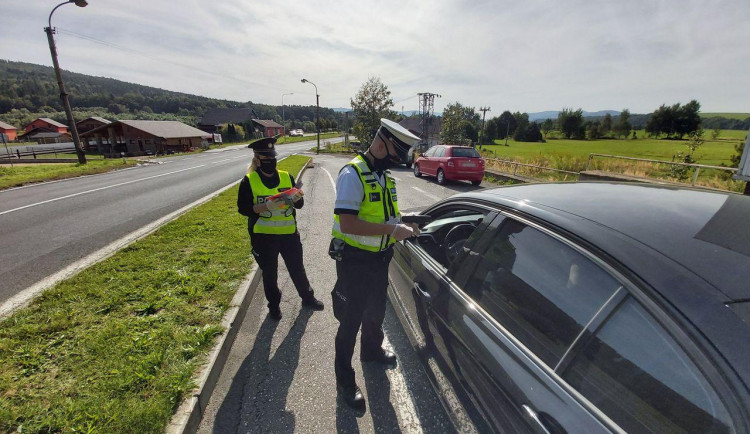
[{"x1": 451, "y1": 148, "x2": 480, "y2": 158}]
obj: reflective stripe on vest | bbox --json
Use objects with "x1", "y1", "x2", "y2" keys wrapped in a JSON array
[
  {"x1": 248, "y1": 170, "x2": 296, "y2": 235},
  {"x1": 331, "y1": 155, "x2": 400, "y2": 252}
]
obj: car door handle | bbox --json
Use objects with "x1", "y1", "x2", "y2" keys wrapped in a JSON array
[
  {"x1": 521, "y1": 405, "x2": 552, "y2": 434},
  {"x1": 413, "y1": 282, "x2": 432, "y2": 302}
]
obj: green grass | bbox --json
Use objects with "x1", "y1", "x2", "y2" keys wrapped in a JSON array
[
  {"x1": 483, "y1": 133, "x2": 740, "y2": 166},
  {"x1": 701, "y1": 113, "x2": 750, "y2": 120},
  {"x1": 480, "y1": 132, "x2": 746, "y2": 192},
  {"x1": 0, "y1": 159, "x2": 138, "y2": 190},
  {"x1": 0, "y1": 155, "x2": 311, "y2": 433}
]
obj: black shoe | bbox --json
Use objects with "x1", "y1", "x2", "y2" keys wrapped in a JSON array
[
  {"x1": 337, "y1": 384, "x2": 366, "y2": 411},
  {"x1": 361, "y1": 349, "x2": 397, "y2": 365},
  {"x1": 301, "y1": 297, "x2": 324, "y2": 311},
  {"x1": 269, "y1": 306, "x2": 282, "y2": 320}
]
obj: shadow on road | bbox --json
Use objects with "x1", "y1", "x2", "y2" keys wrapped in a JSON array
[
  {"x1": 363, "y1": 364, "x2": 400, "y2": 432},
  {"x1": 212, "y1": 308, "x2": 313, "y2": 433}
]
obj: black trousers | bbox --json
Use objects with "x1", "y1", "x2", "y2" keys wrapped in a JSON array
[
  {"x1": 251, "y1": 232, "x2": 315, "y2": 308},
  {"x1": 332, "y1": 246, "x2": 393, "y2": 388}
]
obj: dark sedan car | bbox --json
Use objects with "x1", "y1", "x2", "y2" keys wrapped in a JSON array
[{"x1": 388, "y1": 182, "x2": 750, "y2": 433}]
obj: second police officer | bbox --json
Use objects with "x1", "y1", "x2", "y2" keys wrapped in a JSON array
[
  {"x1": 330, "y1": 119, "x2": 421, "y2": 410},
  {"x1": 237, "y1": 136, "x2": 324, "y2": 320}
]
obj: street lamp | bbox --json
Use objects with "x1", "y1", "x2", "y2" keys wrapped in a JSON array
[
  {"x1": 45, "y1": 0, "x2": 88, "y2": 164},
  {"x1": 301, "y1": 78, "x2": 320, "y2": 154},
  {"x1": 281, "y1": 92, "x2": 293, "y2": 137}
]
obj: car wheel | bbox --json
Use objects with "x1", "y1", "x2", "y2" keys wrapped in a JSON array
[
  {"x1": 413, "y1": 164, "x2": 422, "y2": 177},
  {"x1": 471, "y1": 180, "x2": 481, "y2": 186},
  {"x1": 437, "y1": 169, "x2": 446, "y2": 185}
]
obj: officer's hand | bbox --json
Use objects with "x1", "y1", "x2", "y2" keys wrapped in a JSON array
[
  {"x1": 291, "y1": 189, "x2": 304, "y2": 203},
  {"x1": 391, "y1": 224, "x2": 417, "y2": 241},
  {"x1": 406, "y1": 222, "x2": 421, "y2": 236},
  {"x1": 280, "y1": 194, "x2": 295, "y2": 207}
]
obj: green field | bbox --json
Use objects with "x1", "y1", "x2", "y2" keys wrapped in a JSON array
[
  {"x1": 484, "y1": 134, "x2": 740, "y2": 167},
  {"x1": 480, "y1": 130, "x2": 746, "y2": 192},
  {"x1": 701, "y1": 113, "x2": 750, "y2": 120}
]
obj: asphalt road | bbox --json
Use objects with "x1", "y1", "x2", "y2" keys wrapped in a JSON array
[
  {"x1": 196, "y1": 154, "x2": 490, "y2": 433},
  {"x1": 0, "y1": 139, "x2": 327, "y2": 305},
  {"x1": 1, "y1": 144, "x2": 493, "y2": 431}
]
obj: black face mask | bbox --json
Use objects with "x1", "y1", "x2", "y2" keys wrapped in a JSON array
[
  {"x1": 372, "y1": 154, "x2": 393, "y2": 171},
  {"x1": 259, "y1": 158, "x2": 277, "y2": 172}
]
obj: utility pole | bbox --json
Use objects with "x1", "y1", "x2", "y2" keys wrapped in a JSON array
[
  {"x1": 505, "y1": 119, "x2": 510, "y2": 146},
  {"x1": 301, "y1": 79, "x2": 320, "y2": 154},
  {"x1": 45, "y1": 0, "x2": 87, "y2": 164},
  {"x1": 418, "y1": 92, "x2": 441, "y2": 151},
  {"x1": 478, "y1": 106, "x2": 490, "y2": 149}
]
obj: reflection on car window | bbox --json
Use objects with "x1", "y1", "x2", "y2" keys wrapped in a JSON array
[
  {"x1": 451, "y1": 147, "x2": 480, "y2": 158},
  {"x1": 462, "y1": 218, "x2": 620, "y2": 366},
  {"x1": 563, "y1": 298, "x2": 733, "y2": 433},
  {"x1": 413, "y1": 208, "x2": 486, "y2": 269},
  {"x1": 434, "y1": 147, "x2": 445, "y2": 157}
]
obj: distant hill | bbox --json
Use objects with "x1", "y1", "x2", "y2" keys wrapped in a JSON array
[{"x1": 0, "y1": 60, "x2": 342, "y2": 129}]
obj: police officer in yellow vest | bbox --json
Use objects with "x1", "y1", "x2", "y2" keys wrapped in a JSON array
[
  {"x1": 237, "y1": 136, "x2": 324, "y2": 320},
  {"x1": 330, "y1": 119, "x2": 420, "y2": 410}
]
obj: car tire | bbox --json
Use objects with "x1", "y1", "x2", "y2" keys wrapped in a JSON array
[
  {"x1": 437, "y1": 169, "x2": 446, "y2": 185},
  {"x1": 471, "y1": 180, "x2": 481, "y2": 186},
  {"x1": 413, "y1": 164, "x2": 422, "y2": 177}
]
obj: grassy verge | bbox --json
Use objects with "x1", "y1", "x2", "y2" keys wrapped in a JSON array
[
  {"x1": 479, "y1": 131, "x2": 747, "y2": 192},
  {"x1": 0, "y1": 156, "x2": 311, "y2": 433},
  {"x1": 0, "y1": 159, "x2": 138, "y2": 190},
  {"x1": 313, "y1": 140, "x2": 357, "y2": 155}
]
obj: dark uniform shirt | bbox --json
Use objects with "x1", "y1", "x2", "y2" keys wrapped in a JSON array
[{"x1": 237, "y1": 171, "x2": 304, "y2": 235}]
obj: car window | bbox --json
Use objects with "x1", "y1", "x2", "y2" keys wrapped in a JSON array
[
  {"x1": 434, "y1": 147, "x2": 445, "y2": 157},
  {"x1": 411, "y1": 207, "x2": 488, "y2": 269},
  {"x1": 462, "y1": 218, "x2": 621, "y2": 367},
  {"x1": 451, "y1": 147, "x2": 480, "y2": 158},
  {"x1": 562, "y1": 297, "x2": 733, "y2": 433},
  {"x1": 423, "y1": 147, "x2": 435, "y2": 157}
]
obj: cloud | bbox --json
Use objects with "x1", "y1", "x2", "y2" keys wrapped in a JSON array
[{"x1": 1, "y1": 0, "x2": 749, "y2": 114}]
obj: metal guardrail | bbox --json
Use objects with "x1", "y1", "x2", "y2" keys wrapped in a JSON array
[
  {"x1": 486, "y1": 157, "x2": 579, "y2": 181},
  {"x1": 586, "y1": 153, "x2": 738, "y2": 186}
]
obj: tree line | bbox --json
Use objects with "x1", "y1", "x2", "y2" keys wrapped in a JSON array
[{"x1": 0, "y1": 60, "x2": 344, "y2": 133}]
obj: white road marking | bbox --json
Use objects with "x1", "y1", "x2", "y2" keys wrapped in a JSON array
[
  {"x1": 0, "y1": 179, "x2": 239, "y2": 319},
  {"x1": 0, "y1": 165, "x2": 206, "y2": 217},
  {"x1": 210, "y1": 157, "x2": 240, "y2": 164},
  {"x1": 411, "y1": 186, "x2": 440, "y2": 202},
  {"x1": 321, "y1": 167, "x2": 337, "y2": 193},
  {"x1": 392, "y1": 176, "x2": 401, "y2": 181},
  {"x1": 382, "y1": 336, "x2": 424, "y2": 433}
]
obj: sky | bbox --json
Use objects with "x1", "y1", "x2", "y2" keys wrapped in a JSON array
[{"x1": 1, "y1": 0, "x2": 749, "y2": 115}]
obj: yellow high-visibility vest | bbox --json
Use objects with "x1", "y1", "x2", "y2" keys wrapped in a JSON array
[
  {"x1": 248, "y1": 170, "x2": 296, "y2": 235},
  {"x1": 332, "y1": 155, "x2": 400, "y2": 252}
]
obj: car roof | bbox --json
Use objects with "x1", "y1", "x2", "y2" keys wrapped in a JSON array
[{"x1": 456, "y1": 182, "x2": 750, "y2": 301}]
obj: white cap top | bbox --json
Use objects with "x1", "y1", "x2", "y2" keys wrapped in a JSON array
[{"x1": 380, "y1": 118, "x2": 420, "y2": 148}]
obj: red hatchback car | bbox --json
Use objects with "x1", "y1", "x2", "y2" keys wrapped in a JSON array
[{"x1": 413, "y1": 145, "x2": 485, "y2": 185}]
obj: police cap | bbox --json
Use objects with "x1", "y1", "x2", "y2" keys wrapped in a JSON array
[
  {"x1": 377, "y1": 118, "x2": 421, "y2": 162},
  {"x1": 247, "y1": 136, "x2": 277, "y2": 156}
]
